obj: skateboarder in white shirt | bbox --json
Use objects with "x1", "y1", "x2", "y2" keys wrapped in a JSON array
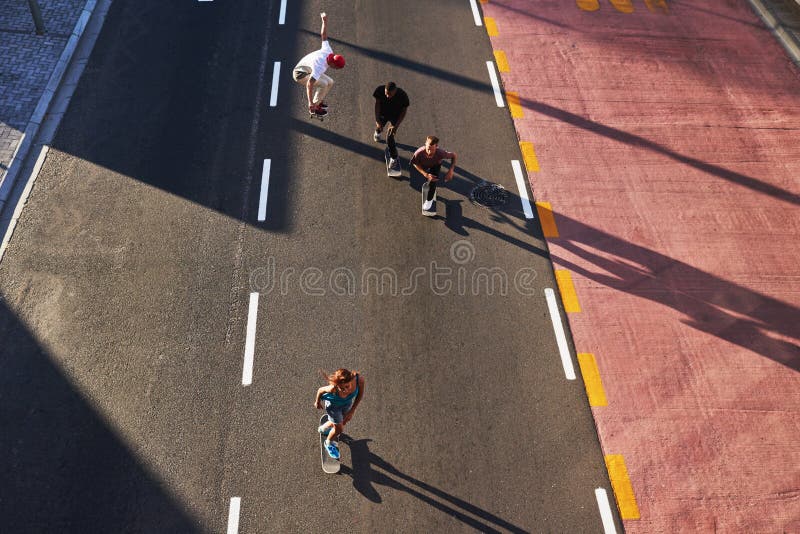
[{"x1": 292, "y1": 12, "x2": 346, "y2": 117}]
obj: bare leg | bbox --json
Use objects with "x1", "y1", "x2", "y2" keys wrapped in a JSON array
[{"x1": 327, "y1": 423, "x2": 343, "y2": 443}]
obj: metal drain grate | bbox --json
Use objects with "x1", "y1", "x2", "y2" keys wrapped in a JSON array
[{"x1": 470, "y1": 183, "x2": 509, "y2": 208}]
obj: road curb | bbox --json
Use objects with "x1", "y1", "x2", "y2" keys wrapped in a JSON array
[
  {"x1": 0, "y1": 0, "x2": 98, "y2": 217},
  {"x1": 746, "y1": 0, "x2": 800, "y2": 67}
]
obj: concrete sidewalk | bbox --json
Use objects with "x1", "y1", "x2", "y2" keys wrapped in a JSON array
[{"x1": 481, "y1": 0, "x2": 800, "y2": 531}]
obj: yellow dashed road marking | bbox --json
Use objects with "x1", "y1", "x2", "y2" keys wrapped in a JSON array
[
  {"x1": 609, "y1": 0, "x2": 635, "y2": 13},
  {"x1": 506, "y1": 91, "x2": 523, "y2": 118},
  {"x1": 485, "y1": 17, "x2": 499, "y2": 36},
  {"x1": 555, "y1": 270, "x2": 581, "y2": 312},
  {"x1": 645, "y1": 0, "x2": 669, "y2": 12},
  {"x1": 576, "y1": 0, "x2": 600, "y2": 11},
  {"x1": 535, "y1": 201, "x2": 559, "y2": 238},
  {"x1": 605, "y1": 455, "x2": 641, "y2": 520},
  {"x1": 519, "y1": 141, "x2": 539, "y2": 172},
  {"x1": 494, "y1": 50, "x2": 510, "y2": 73},
  {"x1": 578, "y1": 353, "x2": 608, "y2": 406}
]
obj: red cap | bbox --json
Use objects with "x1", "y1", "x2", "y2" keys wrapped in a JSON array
[{"x1": 327, "y1": 53, "x2": 346, "y2": 68}]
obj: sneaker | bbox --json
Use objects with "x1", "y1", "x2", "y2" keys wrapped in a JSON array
[
  {"x1": 325, "y1": 440, "x2": 340, "y2": 460},
  {"x1": 388, "y1": 158, "x2": 401, "y2": 176},
  {"x1": 373, "y1": 130, "x2": 381, "y2": 142},
  {"x1": 311, "y1": 107, "x2": 328, "y2": 117},
  {"x1": 422, "y1": 199, "x2": 435, "y2": 215}
]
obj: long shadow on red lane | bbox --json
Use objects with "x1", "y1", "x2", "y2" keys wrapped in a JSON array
[{"x1": 547, "y1": 211, "x2": 800, "y2": 372}]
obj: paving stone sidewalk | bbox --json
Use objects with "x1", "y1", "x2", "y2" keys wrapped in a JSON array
[{"x1": 0, "y1": 0, "x2": 85, "y2": 184}]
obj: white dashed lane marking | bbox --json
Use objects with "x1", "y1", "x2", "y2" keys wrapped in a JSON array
[
  {"x1": 486, "y1": 61, "x2": 504, "y2": 107},
  {"x1": 242, "y1": 293, "x2": 259, "y2": 386},
  {"x1": 545, "y1": 288, "x2": 577, "y2": 380}
]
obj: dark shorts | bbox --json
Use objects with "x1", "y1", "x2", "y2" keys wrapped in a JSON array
[
  {"x1": 324, "y1": 399, "x2": 353, "y2": 424},
  {"x1": 377, "y1": 114, "x2": 401, "y2": 128}
]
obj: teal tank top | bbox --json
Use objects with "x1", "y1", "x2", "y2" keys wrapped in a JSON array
[{"x1": 321, "y1": 374, "x2": 359, "y2": 407}]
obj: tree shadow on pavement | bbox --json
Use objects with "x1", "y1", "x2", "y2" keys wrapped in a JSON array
[
  {"x1": 548, "y1": 211, "x2": 800, "y2": 372},
  {"x1": 513, "y1": 97, "x2": 800, "y2": 207},
  {"x1": 339, "y1": 436, "x2": 529, "y2": 534}
]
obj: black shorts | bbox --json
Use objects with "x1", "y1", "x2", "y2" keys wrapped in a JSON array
[{"x1": 377, "y1": 115, "x2": 401, "y2": 127}]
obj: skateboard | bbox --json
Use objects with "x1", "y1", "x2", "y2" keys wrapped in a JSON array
[
  {"x1": 385, "y1": 148, "x2": 402, "y2": 177},
  {"x1": 309, "y1": 109, "x2": 327, "y2": 121},
  {"x1": 319, "y1": 414, "x2": 340, "y2": 474},
  {"x1": 422, "y1": 181, "x2": 437, "y2": 216}
]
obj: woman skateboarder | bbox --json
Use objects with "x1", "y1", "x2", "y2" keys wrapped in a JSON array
[
  {"x1": 292, "y1": 12, "x2": 346, "y2": 117},
  {"x1": 314, "y1": 368, "x2": 365, "y2": 459},
  {"x1": 410, "y1": 135, "x2": 457, "y2": 216}
]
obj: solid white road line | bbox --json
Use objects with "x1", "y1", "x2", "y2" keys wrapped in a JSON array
[
  {"x1": 270, "y1": 62, "x2": 281, "y2": 107},
  {"x1": 545, "y1": 288, "x2": 576, "y2": 380},
  {"x1": 0, "y1": 145, "x2": 49, "y2": 265},
  {"x1": 279, "y1": 0, "x2": 287, "y2": 24},
  {"x1": 227, "y1": 497, "x2": 241, "y2": 534},
  {"x1": 511, "y1": 160, "x2": 534, "y2": 219},
  {"x1": 595, "y1": 488, "x2": 618, "y2": 534},
  {"x1": 486, "y1": 61, "x2": 504, "y2": 107},
  {"x1": 242, "y1": 292, "x2": 259, "y2": 386},
  {"x1": 469, "y1": 0, "x2": 483, "y2": 26},
  {"x1": 258, "y1": 159, "x2": 271, "y2": 222}
]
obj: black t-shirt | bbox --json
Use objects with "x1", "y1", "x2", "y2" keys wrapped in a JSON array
[{"x1": 373, "y1": 86, "x2": 410, "y2": 118}]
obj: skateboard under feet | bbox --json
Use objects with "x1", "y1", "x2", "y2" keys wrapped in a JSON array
[{"x1": 319, "y1": 414, "x2": 340, "y2": 474}]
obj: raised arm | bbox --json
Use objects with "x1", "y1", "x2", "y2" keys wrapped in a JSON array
[{"x1": 320, "y1": 12, "x2": 328, "y2": 41}]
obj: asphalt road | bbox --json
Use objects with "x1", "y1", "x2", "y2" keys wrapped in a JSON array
[{"x1": 0, "y1": 0, "x2": 621, "y2": 532}]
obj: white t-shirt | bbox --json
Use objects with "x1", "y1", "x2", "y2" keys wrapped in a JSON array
[{"x1": 294, "y1": 41, "x2": 334, "y2": 80}]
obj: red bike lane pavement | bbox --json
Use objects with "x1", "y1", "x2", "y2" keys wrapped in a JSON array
[{"x1": 482, "y1": 0, "x2": 800, "y2": 531}]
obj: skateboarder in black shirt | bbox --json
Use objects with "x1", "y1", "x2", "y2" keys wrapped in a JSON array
[{"x1": 373, "y1": 82, "x2": 410, "y2": 176}]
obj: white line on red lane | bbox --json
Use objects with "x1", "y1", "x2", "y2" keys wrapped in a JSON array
[
  {"x1": 486, "y1": 61, "x2": 504, "y2": 107},
  {"x1": 511, "y1": 160, "x2": 534, "y2": 219},
  {"x1": 469, "y1": 0, "x2": 483, "y2": 26},
  {"x1": 242, "y1": 292, "x2": 259, "y2": 386},
  {"x1": 545, "y1": 288, "x2": 576, "y2": 380},
  {"x1": 595, "y1": 488, "x2": 618, "y2": 534},
  {"x1": 258, "y1": 159, "x2": 271, "y2": 222},
  {"x1": 227, "y1": 497, "x2": 241, "y2": 534},
  {"x1": 270, "y1": 62, "x2": 281, "y2": 107}
]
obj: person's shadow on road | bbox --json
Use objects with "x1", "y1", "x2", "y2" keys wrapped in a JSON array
[{"x1": 338, "y1": 436, "x2": 528, "y2": 534}]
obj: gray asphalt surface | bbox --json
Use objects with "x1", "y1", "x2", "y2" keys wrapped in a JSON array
[{"x1": 0, "y1": 1, "x2": 622, "y2": 532}]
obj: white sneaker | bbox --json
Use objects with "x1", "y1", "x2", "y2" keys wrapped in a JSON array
[
  {"x1": 422, "y1": 199, "x2": 435, "y2": 214},
  {"x1": 373, "y1": 130, "x2": 381, "y2": 142}
]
